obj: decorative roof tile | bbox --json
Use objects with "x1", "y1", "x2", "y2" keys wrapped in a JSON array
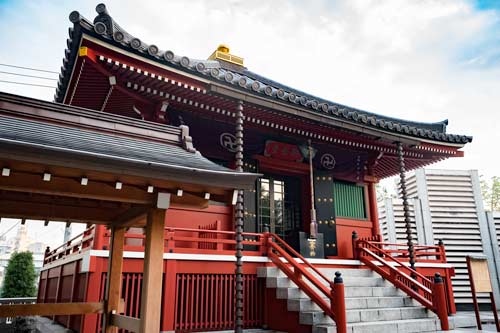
[{"x1": 57, "y1": 3, "x2": 472, "y2": 145}]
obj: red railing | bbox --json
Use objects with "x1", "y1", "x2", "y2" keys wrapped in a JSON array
[
  {"x1": 198, "y1": 220, "x2": 221, "y2": 250},
  {"x1": 44, "y1": 225, "x2": 96, "y2": 264},
  {"x1": 164, "y1": 227, "x2": 266, "y2": 255},
  {"x1": 353, "y1": 236, "x2": 450, "y2": 330},
  {"x1": 43, "y1": 224, "x2": 269, "y2": 266},
  {"x1": 265, "y1": 233, "x2": 347, "y2": 333}
]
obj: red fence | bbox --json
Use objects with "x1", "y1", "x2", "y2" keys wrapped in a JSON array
[
  {"x1": 175, "y1": 273, "x2": 264, "y2": 331},
  {"x1": 95, "y1": 273, "x2": 143, "y2": 333}
]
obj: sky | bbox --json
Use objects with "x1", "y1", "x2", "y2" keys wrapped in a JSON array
[{"x1": 0, "y1": 0, "x2": 499, "y2": 239}]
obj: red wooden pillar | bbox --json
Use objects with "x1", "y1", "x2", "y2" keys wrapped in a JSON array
[
  {"x1": 433, "y1": 273, "x2": 449, "y2": 331},
  {"x1": 331, "y1": 272, "x2": 347, "y2": 333},
  {"x1": 93, "y1": 224, "x2": 105, "y2": 250},
  {"x1": 82, "y1": 258, "x2": 106, "y2": 332},
  {"x1": 161, "y1": 259, "x2": 177, "y2": 331},
  {"x1": 367, "y1": 181, "x2": 380, "y2": 237}
]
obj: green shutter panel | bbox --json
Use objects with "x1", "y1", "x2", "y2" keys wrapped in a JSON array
[{"x1": 333, "y1": 181, "x2": 366, "y2": 219}]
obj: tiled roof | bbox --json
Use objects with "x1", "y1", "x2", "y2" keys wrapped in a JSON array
[
  {"x1": 57, "y1": 3, "x2": 472, "y2": 145},
  {"x1": 0, "y1": 92, "x2": 259, "y2": 189}
]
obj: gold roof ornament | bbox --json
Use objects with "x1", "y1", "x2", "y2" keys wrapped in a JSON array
[{"x1": 208, "y1": 44, "x2": 244, "y2": 66}]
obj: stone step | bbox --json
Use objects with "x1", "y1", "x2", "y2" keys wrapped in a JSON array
[
  {"x1": 266, "y1": 275, "x2": 388, "y2": 290},
  {"x1": 345, "y1": 285, "x2": 403, "y2": 297},
  {"x1": 276, "y1": 286, "x2": 306, "y2": 300},
  {"x1": 342, "y1": 276, "x2": 389, "y2": 287},
  {"x1": 276, "y1": 284, "x2": 403, "y2": 300},
  {"x1": 258, "y1": 266, "x2": 376, "y2": 279},
  {"x1": 210, "y1": 328, "x2": 286, "y2": 333},
  {"x1": 312, "y1": 317, "x2": 440, "y2": 333},
  {"x1": 288, "y1": 295, "x2": 419, "y2": 312},
  {"x1": 346, "y1": 295, "x2": 418, "y2": 309},
  {"x1": 266, "y1": 276, "x2": 297, "y2": 288},
  {"x1": 314, "y1": 268, "x2": 376, "y2": 278},
  {"x1": 300, "y1": 306, "x2": 434, "y2": 326},
  {"x1": 346, "y1": 306, "x2": 436, "y2": 323}
]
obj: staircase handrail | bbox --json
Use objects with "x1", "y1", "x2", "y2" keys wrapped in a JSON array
[
  {"x1": 266, "y1": 233, "x2": 347, "y2": 333},
  {"x1": 359, "y1": 240, "x2": 445, "y2": 260},
  {"x1": 360, "y1": 247, "x2": 433, "y2": 308},
  {"x1": 355, "y1": 238, "x2": 450, "y2": 330},
  {"x1": 357, "y1": 239, "x2": 433, "y2": 284},
  {"x1": 268, "y1": 233, "x2": 332, "y2": 285}
]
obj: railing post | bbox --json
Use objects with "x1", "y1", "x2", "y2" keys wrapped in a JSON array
[
  {"x1": 437, "y1": 239, "x2": 447, "y2": 263},
  {"x1": 331, "y1": 272, "x2": 347, "y2": 333},
  {"x1": 166, "y1": 230, "x2": 175, "y2": 253},
  {"x1": 432, "y1": 273, "x2": 449, "y2": 331},
  {"x1": 43, "y1": 246, "x2": 50, "y2": 264},
  {"x1": 261, "y1": 232, "x2": 270, "y2": 256},
  {"x1": 351, "y1": 231, "x2": 359, "y2": 259}
]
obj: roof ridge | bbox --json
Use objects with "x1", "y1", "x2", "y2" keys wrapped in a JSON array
[{"x1": 58, "y1": 3, "x2": 472, "y2": 145}]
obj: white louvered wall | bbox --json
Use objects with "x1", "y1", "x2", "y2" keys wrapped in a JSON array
[
  {"x1": 378, "y1": 200, "x2": 390, "y2": 243},
  {"x1": 391, "y1": 198, "x2": 418, "y2": 245},
  {"x1": 378, "y1": 198, "x2": 419, "y2": 245},
  {"x1": 493, "y1": 212, "x2": 500, "y2": 248},
  {"x1": 392, "y1": 169, "x2": 489, "y2": 305}
]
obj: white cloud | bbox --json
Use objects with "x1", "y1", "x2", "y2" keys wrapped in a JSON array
[{"x1": 0, "y1": 0, "x2": 498, "y2": 181}]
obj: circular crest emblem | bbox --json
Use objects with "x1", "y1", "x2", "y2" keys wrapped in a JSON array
[
  {"x1": 220, "y1": 133, "x2": 238, "y2": 152},
  {"x1": 321, "y1": 153, "x2": 336, "y2": 170}
]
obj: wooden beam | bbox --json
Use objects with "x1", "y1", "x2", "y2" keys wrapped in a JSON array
[
  {"x1": 105, "y1": 226, "x2": 126, "y2": 333},
  {"x1": 170, "y1": 191, "x2": 209, "y2": 209},
  {"x1": 139, "y1": 208, "x2": 167, "y2": 333},
  {"x1": 112, "y1": 207, "x2": 149, "y2": 228},
  {"x1": 0, "y1": 199, "x2": 118, "y2": 224},
  {"x1": 0, "y1": 171, "x2": 154, "y2": 204},
  {"x1": 110, "y1": 314, "x2": 140, "y2": 333},
  {"x1": 0, "y1": 302, "x2": 104, "y2": 317}
]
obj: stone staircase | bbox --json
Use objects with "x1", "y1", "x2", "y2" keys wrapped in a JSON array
[{"x1": 257, "y1": 266, "x2": 441, "y2": 333}]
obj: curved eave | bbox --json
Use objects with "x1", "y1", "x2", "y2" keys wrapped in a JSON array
[
  {"x1": 0, "y1": 139, "x2": 259, "y2": 191},
  {"x1": 57, "y1": 5, "x2": 472, "y2": 147}
]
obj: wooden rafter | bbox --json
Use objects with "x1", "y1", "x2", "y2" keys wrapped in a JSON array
[{"x1": 0, "y1": 171, "x2": 154, "y2": 205}]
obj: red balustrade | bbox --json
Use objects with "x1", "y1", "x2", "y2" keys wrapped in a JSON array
[
  {"x1": 265, "y1": 233, "x2": 347, "y2": 333},
  {"x1": 43, "y1": 225, "x2": 96, "y2": 264},
  {"x1": 353, "y1": 236, "x2": 451, "y2": 330}
]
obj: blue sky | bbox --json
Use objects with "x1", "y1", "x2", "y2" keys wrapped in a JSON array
[{"x1": 476, "y1": 0, "x2": 500, "y2": 10}]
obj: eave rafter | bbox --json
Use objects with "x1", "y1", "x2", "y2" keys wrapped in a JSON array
[
  {"x1": 0, "y1": 161, "x2": 227, "y2": 226},
  {"x1": 68, "y1": 45, "x2": 465, "y2": 179}
]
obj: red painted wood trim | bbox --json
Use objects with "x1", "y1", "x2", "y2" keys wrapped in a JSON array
[
  {"x1": 253, "y1": 155, "x2": 309, "y2": 175},
  {"x1": 367, "y1": 182, "x2": 380, "y2": 237},
  {"x1": 336, "y1": 218, "x2": 373, "y2": 227}
]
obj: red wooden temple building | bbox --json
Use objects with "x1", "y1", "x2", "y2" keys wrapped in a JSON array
[{"x1": 1, "y1": 3, "x2": 474, "y2": 333}]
